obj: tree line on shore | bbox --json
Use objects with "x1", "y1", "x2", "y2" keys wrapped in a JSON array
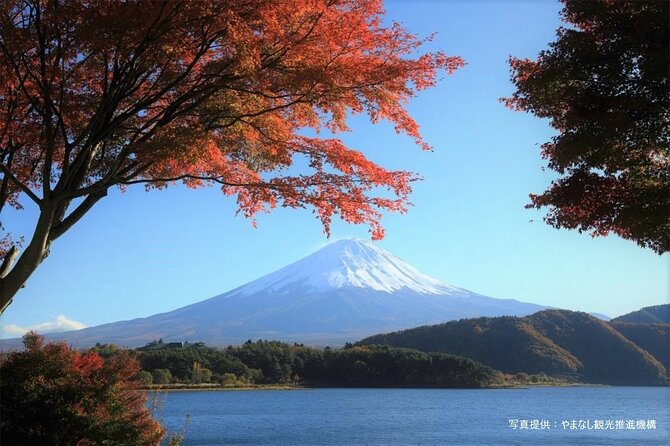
[{"x1": 105, "y1": 339, "x2": 499, "y2": 389}]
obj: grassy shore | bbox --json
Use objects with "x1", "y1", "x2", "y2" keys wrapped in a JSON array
[
  {"x1": 142, "y1": 383, "x2": 302, "y2": 391},
  {"x1": 142, "y1": 381, "x2": 600, "y2": 392}
]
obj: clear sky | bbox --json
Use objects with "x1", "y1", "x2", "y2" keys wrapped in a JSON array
[{"x1": 1, "y1": 0, "x2": 668, "y2": 338}]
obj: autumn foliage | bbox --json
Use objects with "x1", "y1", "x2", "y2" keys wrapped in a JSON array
[
  {"x1": 0, "y1": 0, "x2": 462, "y2": 310},
  {"x1": 0, "y1": 332, "x2": 164, "y2": 445},
  {"x1": 504, "y1": 0, "x2": 669, "y2": 253}
]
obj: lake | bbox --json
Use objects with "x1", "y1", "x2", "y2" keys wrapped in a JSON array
[{"x1": 155, "y1": 387, "x2": 670, "y2": 445}]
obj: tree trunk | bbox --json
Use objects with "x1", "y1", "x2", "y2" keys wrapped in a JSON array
[{"x1": 0, "y1": 208, "x2": 55, "y2": 313}]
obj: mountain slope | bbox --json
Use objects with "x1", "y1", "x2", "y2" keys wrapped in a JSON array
[
  {"x1": 359, "y1": 315, "x2": 583, "y2": 376},
  {"x1": 612, "y1": 304, "x2": 670, "y2": 324},
  {"x1": 235, "y1": 238, "x2": 462, "y2": 295},
  {"x1": 610, "y1": 321, "x2": 670, "y2": 372},
  {"x1": 359, "y1": 309, "x2": 667, "y2": 385},
  {"x1": 527, "y1": 311, "x2": 666, "y2": 385},
  {"x1": 0, "y1": 239, "x2": 548, "y2": 348}
]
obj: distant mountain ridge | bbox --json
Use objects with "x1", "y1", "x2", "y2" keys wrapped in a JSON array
[
  {"x1": 0, "y1": 239, "x2": 549, "y2": 349},
  {"x1": 359, "y1": 309, "x2": 668, "y2": 385},
  {"x1": 612, "y1": 304, "x2": 670, "y2": 324}
]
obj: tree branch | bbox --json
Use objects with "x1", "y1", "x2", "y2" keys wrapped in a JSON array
[
  {"x1": 0, "y1": 163, "x2": 42, "y2": 205},
  {"x1": 49, "y1": 190, "x2": 108, "y2": 241},
  {"x1": 118, "y1": 173, "x2": 238, "y2": 186},
  {"x1": 0, "y1": 245, "x2": 17, "y2": 279}
]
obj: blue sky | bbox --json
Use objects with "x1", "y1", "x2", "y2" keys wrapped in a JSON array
[{"x1": 1, "y1": 0, "x2": 668, "y2": 337}]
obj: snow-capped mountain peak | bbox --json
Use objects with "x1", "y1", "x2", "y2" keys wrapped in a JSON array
[
  {"x1": 0, "y1": 238, "x2": 550, "y2": 348},
  {"x1": 236, "y1": 238, "x2": 463, "y2": 295}
]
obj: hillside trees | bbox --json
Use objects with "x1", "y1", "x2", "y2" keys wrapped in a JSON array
[
  {"x1": 359, "y1": 310, "x2": 668, "y2": 385},
  {"x1": 0, "y1": 0, "x2": 463, "y2": 311},
  {"x1": 610, "y1": 321, "x2": 670, "y2": 372},
  {"x1": 138, "y1": 343, "x2": 255, "y2": 383},
  {"x1": 504, "y1": 0, "x2": 669, "y2": 253},
  {"x1": 152, "y1": 368, "x2": 172, "y2": 385},
  {"x1": 135, "y1": 340, "x2": 498, "y2": 388},
  {"x1": 0, "y1": 332, "x2": 164, "y2": 445}
]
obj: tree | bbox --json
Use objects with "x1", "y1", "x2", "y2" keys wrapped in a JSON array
[
  {"x1": 504, "y1": 0, "x2": 669, "y2": 254},
  {"x1": 220, "y1": 372, "x2": 238, "y2": 386},
  {"x1": 0, "y1": 0, "x2": 463, "y2": 311},
  {"x1": 152, "y1": 368, "x2": 172, "y2": 385},
  {"x1": 139, "y1": 369, "x2": 154, "y2": 385},
  {"x1": 190, "y1": 360, "x2": 202, "y2": 384},
  {"x1": 200, "y1": 367, "x2": 213, "y2": 383},
  {"x1": 0, "y1": 332, "x2": 164, "y2": 445}
]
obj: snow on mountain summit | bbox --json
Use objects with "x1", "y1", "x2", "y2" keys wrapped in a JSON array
[{"x1": 236, "y1": 238, "x2": 464, "y2": 295}]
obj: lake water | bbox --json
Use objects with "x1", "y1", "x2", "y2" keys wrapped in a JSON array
[{"x1": 155, "y1": 387, "x2": 670, "y2": 445}]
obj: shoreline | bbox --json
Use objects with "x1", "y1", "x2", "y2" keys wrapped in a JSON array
[
  {"x1": 141, "y1": 382, "x2": 613, "y2": 392},
  {"x1": 142, "y1": 384, "x2": 302, "y2": 392}
]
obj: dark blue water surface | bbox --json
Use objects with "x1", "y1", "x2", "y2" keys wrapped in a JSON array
[{"x1": 155, "y1": 387, "x2": 670, "y2": 445}]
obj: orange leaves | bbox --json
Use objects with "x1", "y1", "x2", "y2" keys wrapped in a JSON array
[
  {"x1": 505, "y1": 0, "x2": 669, "y2": 253},
  {"x1": 1, "y1": 0, "x2": 462, "y2": 244},
  {"x1": 213, "y1": 135, "x2": 415, "y2": 239},
  {"x1": 71, "y1": 352, "x2": 105, "y2": 375},
  {"x1": 500, "y1": 57, "x2": 542, "y2": 112},
  {"x1": 0, "y1": 332, "x2": 164, "y2": 444}
]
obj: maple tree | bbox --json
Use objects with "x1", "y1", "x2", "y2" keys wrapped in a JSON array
[
  {"x1": 504, "y1": 0, "x2": 669, "y2": 254},
  {"x1": 0, "y1": 332, "x2": 164, "y2": 445},
  {"x1": 0, "y1": 0, "x2": 463, "y2": 311}
]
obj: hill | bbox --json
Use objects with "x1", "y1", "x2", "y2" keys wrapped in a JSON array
[
  {"x1": 610, "y1": 321, "x2": 670, "y2": 372},
  {"x1": 359, "y1": 315, "x2": 582, "y2": 376},
  {"x1": 612, "y1": 304, "x2": 670, "y2": 324},
  {"x1": 358, "y1": 309, "x2": 667, "y2": 385}
]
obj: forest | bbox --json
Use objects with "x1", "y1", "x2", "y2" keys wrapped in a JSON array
[
  {"x1": 87, "y1": 308, "x2": 670, "y2": 388},
  {"x1": 359, "y1": 310, "x2": 669, "y2": 386},
  {"x1": 91, "y1": 340, "x2": 499, "y2": 389}
]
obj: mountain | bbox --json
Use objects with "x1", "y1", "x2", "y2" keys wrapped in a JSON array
[
  {"x1": 589, "y1": 312, "x2": 611, "y2": 321},
  {"x1": 609, "y1": 304, "x2": 670, "y2": 373},
  {"x1": 1, "y1": 239, "x2": 549, "y2": 349},
  {"x1": 609, "y1": 321, "x2": 670, "y2": 373},
  {"x1": 612, "y1": 304, "x2": 670, "y2": 324},
  {"x1": 359, "y1": 309, "x2": 668, "y2": 385}
]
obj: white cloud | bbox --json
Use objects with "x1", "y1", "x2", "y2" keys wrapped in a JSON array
[{"x1": 0, "y1": 315, "x2": 87, "y2": 337}]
